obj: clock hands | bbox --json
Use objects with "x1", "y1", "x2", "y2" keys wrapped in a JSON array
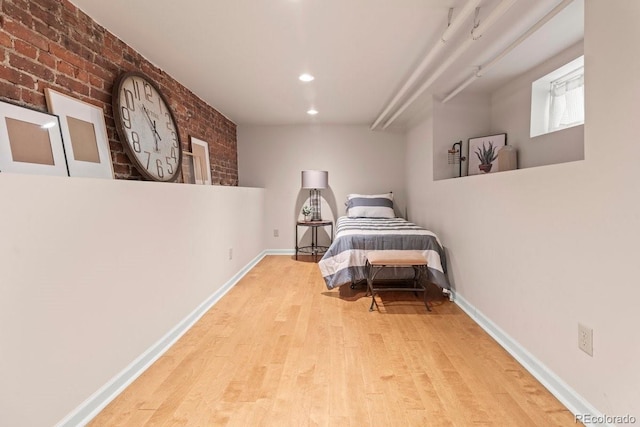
[{"x1": 142, "y1": 105, "x2": 162, "y2": 152}]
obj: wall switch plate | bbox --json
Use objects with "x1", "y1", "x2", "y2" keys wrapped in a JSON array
[
  {"x1": 578, "y1": 323, "x2": 593, "y2": 356},
  {"x1": 273, "y1": 229, "x2": 279, "y2": 237},
  {"x1": 228, "y1": 248, "x2": 233, "y2": 260}
]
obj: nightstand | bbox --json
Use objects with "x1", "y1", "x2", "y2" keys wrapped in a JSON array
[{"x1": 295, "y1": 220, "x2": 334, "y2": 262}]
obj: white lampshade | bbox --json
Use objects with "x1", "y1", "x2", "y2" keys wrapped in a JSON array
[{"x1": 301, "y1": 170, "x2": 328, "y2": 189}]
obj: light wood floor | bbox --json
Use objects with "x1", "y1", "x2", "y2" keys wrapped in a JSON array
[{"x1": 90, "y1": 255, "x2": 578, "y2": 426}]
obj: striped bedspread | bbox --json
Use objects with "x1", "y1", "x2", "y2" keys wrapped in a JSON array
[{"x1": 319, "y1": 217, "x2": 450, "y2": 290}]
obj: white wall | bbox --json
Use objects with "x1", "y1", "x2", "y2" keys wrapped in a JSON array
[
  {"x1": 433, "y1": 93, "x2": 491, "y2": 180},
  {"x1": 0, "y1": 173, "x2": 265, "y2": 427},
  {"x1": 405, "y1": 0, "x2": 639, "y2": 418},
  {"x1": 491, "y1": 41, "x2": 584, "y2": 169},
  {"x1": 238, "y1": 125, "x2": 406, "y2": 250}
]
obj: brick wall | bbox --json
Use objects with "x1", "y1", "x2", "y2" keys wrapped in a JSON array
[{"x1": 0, "y1": 0, "x2": 238, "y2": 185}]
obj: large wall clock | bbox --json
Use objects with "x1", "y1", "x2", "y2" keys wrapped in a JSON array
[{"x1": 112, "y1": 71, "x2": 182, "y2": 181}]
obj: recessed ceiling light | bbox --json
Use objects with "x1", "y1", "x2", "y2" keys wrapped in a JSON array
[
  {"x1": 307, "y1": 109, "x2": 318, "y2": 115},
  {"x1": 299, "y1": 73, "x2": 314, "y2": 82}
]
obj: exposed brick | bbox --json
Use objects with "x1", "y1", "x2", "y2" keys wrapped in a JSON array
[
  {"x1": 56, "y1": 59, "x2": 75, "y2": 75},
  {"x1": 55, "y1": 73, "x2": 89, "y2": 96},
  {"x1": 60, "y1": 34, "x2": 83, "y2": 57},
  {"x1": 29, "y1": 0, "x2": 64, "y2": 13},
  {"x1": 3, "y1": 19, "x2": 49, "y2": 50},
  {"x1": 0, "y1": 63, "x2": 36, "y2": 87},
  {"x1": 112, "y1": 163, "x2": 130, "y2": 176},
  {"x1": 14, "y1": 38, "x2": 38, "y2": 59},
  {"x1": 114, "y1": 153, "x2": 129, "y2": 164},
  {"x1": 30, "y1": 1, "x2": 66, "y2": 33},
  {"x1": 102, "y1": 47, "x2": 122, "y2": 65},
  {"x1": 9, "y1": 52, "x2": 55, "y2": 81},
  {"x1": 49, "y1": 42, "x2": 85, "y2": 69},
  {"x1": 21, "y1": 87, "x2": 46, "y2": 107},
  {"x1": 86, "y1": 59, "x2": 114, "y2": 81},
  {"x1": 33, "y1": 18, "x2": 60, "y2": 42},
  {"x1": 89, "y1": 86, "x2": 110, "y2": 104},
  {"x1": 0, "y1": 31, "x2": 12, "y2": 48},
  {"x1": 77, "y1": 69, "x2": 89, "y2": 83},
  {"x1": 71, "y1": 25, "x2": 104, "y2": 54},
  {"x1": 2, "y1": 2, "x2": 33, "y2": 27},
  {"x1": 88, "y1": 72, "x2": 104, "y2": 89},
  {"x1": 0, "y1": 79, "x2": 22, "y2": 100},
  {"x1": 61, "y1": 12, "x2": 78, "y2": 32},
  {"x1": 38, "y1": 49, "x2": 56, "y2": 68},
  {"x1": 61, "y1": 0, "x2": 77, "y2": 15}
]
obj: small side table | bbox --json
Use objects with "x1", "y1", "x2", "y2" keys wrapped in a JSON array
[{"x1": 295, "y1": 220, "x2": 334, "y2": 262}]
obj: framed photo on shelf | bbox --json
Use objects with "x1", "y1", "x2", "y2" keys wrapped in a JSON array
[
  {"x1": 0, "y1": 100, "x2": 68, "y2": 176},
  {"x1": 181, "y1": 151, "x2": 203, "y2": 184},
  {"x1": 190, "y1": 136, "x2": 212, "y2": 185},
  {"x1": 468, "y1": 133, "x2": 507, "y2": 175},
  {"x1": 44, "y1": 88, "x2": 114, "y2": 179}
]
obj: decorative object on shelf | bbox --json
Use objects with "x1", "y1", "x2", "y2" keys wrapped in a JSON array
[
  {"x1": 180, "y1": 151, "x2": 202, "y2": 184},
  {"x1": 190, "y1": 136, "x2": 211, "y2": 185},
  {"x1": 44, "y1": 88, "x2": 114, "y2": 179},
  {"x1": 468, "y1": 133, "x2": 506, "y2": 175},
  {"x1": 0, "y1": 100, "x2": 68, "y2": 176},
  {"x1": 301, "y1": 170, "x2": 328, "y2": 221},
  {"x1": 302, "y1": 205, "x2": 312, "y2": 221},
  {"x1": 112, "y1": 71, "x2": 182, "y2": 182},
  {"x1": 498, "y1": 145, "x2": 517, "y2": 171},
  {"x1": 447, "y1": 140, "x2": 466, "y2": 178}
]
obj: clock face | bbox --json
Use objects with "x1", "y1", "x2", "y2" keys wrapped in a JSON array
[{"x1": 113, "y1": 72, "x2": 182, "y2": 181}]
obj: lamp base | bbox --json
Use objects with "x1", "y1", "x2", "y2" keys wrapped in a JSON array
[{"x1": 310, "y1": 189, "x2": 322, "y2": 221}]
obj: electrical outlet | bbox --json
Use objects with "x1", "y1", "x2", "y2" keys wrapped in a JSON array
[
  {"x1": 228, "y1": 248, "x2": 233, "y2": 260},
  {"x1": 578, "y1": 323, "x2": 593, "y2": 356},
  {"x1": 273, "y1": 229, "x2": 279, "y2": 237}
]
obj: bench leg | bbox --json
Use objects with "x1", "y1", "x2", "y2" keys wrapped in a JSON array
[
  {"x1": 367, "y1": 262, "x2": 381, "y2": 311},
  {"x1": 419, "y1": 265, "x2": 431, "y2": 312}
]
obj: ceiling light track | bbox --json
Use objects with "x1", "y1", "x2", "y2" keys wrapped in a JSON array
[
  {"x1": 369, "y1": 0, "x2": 481, "y2": 131},
  {"x1": 380, "y1": 0, "x2": 518, "y2": 130},
  {"x1": 442, "y1": 0, "x2": 575, "y2": 104}
]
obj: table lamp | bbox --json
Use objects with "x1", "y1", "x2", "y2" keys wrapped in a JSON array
[{"x1": 301, "y1": 170, "x2": 328, "y2": 221}]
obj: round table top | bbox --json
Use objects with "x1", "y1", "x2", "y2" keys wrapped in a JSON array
[{"x1": 297, "y1": 219, "x2": 333, "y2": 226}]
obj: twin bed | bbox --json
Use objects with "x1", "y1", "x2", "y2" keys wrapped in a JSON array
[{"x1": 317, "y1": 193, "x2": 450, "y2": 293}]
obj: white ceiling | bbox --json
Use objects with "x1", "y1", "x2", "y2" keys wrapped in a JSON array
[{"x1": 70, "y1": 0, "x2": 583, "y2": 130}]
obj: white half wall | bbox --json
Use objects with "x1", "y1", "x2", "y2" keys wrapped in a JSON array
[
  {"x1": 237, "y1": 125, "x2": 406, "y2": 250},
  {"x1": 491, "y1": 41, "x2": 584, "y2": 169},
  {"x1": 0, "y1": 173, "x2": 265, "y2": 427},
  {"x1": 405, "y1": 0, "x2": 639, "y2": 420}
]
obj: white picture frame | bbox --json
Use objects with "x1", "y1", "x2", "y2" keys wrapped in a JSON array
[
  {"x1": 0, "y1": 100, "x2": 68, "y2": 176},
  {"x1": 180, "y1": 151, "x2": 203, "y2": 184},
  {"x1": 190, "y1": 136, "x2": 212, "y2": 185},
  {"x1": 44, "y1": 88, "x2": 114, "y2": 179}
]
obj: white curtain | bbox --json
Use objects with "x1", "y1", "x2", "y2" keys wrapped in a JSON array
[{"x1": 548, "y1": 69, "x2": 584, "y2": 132}]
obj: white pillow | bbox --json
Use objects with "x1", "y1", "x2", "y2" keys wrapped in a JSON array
[{"x1": 346, "y1": 193, "x2": 395, "y2": 218}]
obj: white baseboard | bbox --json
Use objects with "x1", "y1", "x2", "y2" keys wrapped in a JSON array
[
  {"x1": 265, "y1": 249, "x2": 296, "y2": 255},
  {"x1": 452, "y1": 292, "x2": 611, "y2": 427},
  {"x1": 57, "y1": 250, "x2": 269, "y2": 427}
]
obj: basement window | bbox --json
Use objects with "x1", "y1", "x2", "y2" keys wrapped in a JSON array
[{"x1": 530, "y1": 56, "x2": 584, "y2": 137}]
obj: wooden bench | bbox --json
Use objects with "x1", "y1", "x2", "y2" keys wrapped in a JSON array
[{"x1": 365, "y1": 250, "x2": 430, "y2": 312}]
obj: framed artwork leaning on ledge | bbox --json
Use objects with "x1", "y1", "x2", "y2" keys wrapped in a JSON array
[{"x1": 468, "y1": 133, "x2": 506, "y2": 175}]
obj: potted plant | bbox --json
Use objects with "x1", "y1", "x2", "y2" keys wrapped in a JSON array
[
  {"x1": 302, "y1": 205, "x2": 312, "y2": 221},
  {"x1": 474, "y1": 141, "x2": 498, "y2": 173}
]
